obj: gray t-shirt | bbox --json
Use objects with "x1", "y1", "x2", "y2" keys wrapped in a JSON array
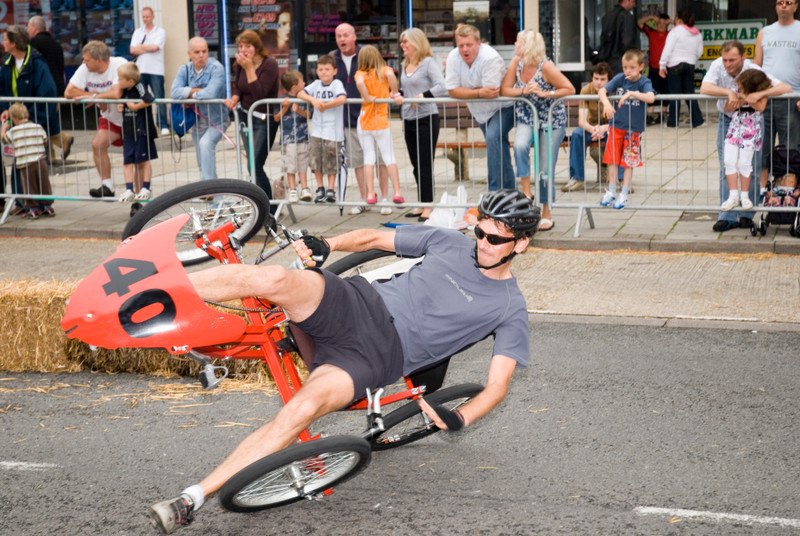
[
  {"x1": 760, "y1": 21, "x2": 800, "y2": 92},
  {"x1": 373, "y1": 225, "x2": 530, "y2": 376}
]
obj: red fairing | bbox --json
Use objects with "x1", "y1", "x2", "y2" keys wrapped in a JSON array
[{"x1": 61, "y1": 215, "x2": 246, "y2": 352}]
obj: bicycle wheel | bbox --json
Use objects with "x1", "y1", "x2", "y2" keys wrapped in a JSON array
[
  {"x1": 368, "y1": 383, "x2": 483, "y2": 451},
  {"x1": 123, "y1": 179, "x2": 270, "y2": 267},
  {"x1": 326, "y1": 249, "x2": 423, "y2": 283},
  {"x1": 326, "y1": 249, "x2": 396, "y2": 277},
  {"x1": 218, "y1": 436, "x2": 372, "y2": 513}
]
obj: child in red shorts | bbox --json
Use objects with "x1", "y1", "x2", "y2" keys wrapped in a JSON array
[{"x1": 597, "y1": 49, "x2": 655, "y2": 209}]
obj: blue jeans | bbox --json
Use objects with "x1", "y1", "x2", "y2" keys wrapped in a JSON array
[
  {"x1": 761, "y1": 99, "x2": 800, "y2": 169},
  {"x1": 192, "y1": 120, "x2": 225, "y2": 181},
  {"x1": 240, "y1": 116, "x2": 279, "y2": 211},
  {"x1": 514, "y1": 123, "x2": 565, "y2": 204},
  {"x1": 478, "y1": 105, "x2": 515, "y2": 190},
  {"x1": 139, "y1": 73, "x2": 168, "y2": 130},
  {"x1": 717, "y1": 113, "x2": 759, "y2": 221},
  {"x1": 568, "y1": 127, "x2": 624, "y2": 182}
]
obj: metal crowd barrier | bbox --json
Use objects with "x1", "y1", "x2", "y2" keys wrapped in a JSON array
[
  {"x1": 545, "y1": 93, "x2": 800, "y2": 237},
  {"x1": 244, "y1": 96, "x2": 536, "y2": 221},
  {"x1": 0, "y1": 96, "x2": 242, "y2": 223}
]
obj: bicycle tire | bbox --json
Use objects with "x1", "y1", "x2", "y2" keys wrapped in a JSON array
[
  {"x1": 368, "y1": 383, "x2": 483, "y2": 451},
  {"x1": 325, "y1": 249, "x2": 397, "y2": 277},
  {"x1": 122, "y1": 179, "x2": 270, "y2": 267},
  {"x1": 218, "y1": 436, "x2": 372, "y2": 513}
]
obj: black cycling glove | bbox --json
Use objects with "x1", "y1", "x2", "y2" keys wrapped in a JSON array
[
  {"x1": 429, "y1": 403, "x2": 465, "y2": 431},
  {"x1": 300, "y1": 235, "x2": 331, "y2": 267}
]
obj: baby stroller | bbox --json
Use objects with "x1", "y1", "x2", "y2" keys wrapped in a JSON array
[{"x1": 751, "y1": 145, "x2": 800, "y2": 237}]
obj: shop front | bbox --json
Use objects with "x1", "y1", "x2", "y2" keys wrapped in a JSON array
[
  {"x1": 544, "y1": 0, "x2": 779, "y2": 82},
  {"x1": 0, "y1": 0, "x2": 135, "y2": 79}
]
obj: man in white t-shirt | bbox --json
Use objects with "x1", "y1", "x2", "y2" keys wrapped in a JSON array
[
  {"x1": 130, "y1": 7, "x2": 168, "y2": 135},
  {"x1": 445, "y1": 24, "x2": 515, "y2": 191},
  {"x1": 700, "y1": 40, "x2": 791, "y2": 232},
  {"x1": 65, "y1": 41, "x2": 127, "y2": 198}
]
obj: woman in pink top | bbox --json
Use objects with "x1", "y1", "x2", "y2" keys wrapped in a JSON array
[{"x1": 659, "y1": 9, "x2": 704, "y2": 128}]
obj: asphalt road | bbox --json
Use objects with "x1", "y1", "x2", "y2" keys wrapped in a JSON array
[{"x1": 2, "y1": 323, "x2": 799, "y2": 535}]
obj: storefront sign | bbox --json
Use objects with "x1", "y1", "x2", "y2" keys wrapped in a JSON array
[
  {"x1": 193, "y1": 0, "x2": 220, "y2": 46},
  {"x1": 695, "y1": 19, "x2": 766, "y2": 81}
]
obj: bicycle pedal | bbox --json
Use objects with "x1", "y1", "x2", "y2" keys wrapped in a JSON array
[{"x1": 198, "y1": 363, "x2": 229, "y2": 390}]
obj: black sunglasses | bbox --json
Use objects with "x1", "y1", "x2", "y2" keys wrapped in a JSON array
[{"x1": 474, "y1": 225, "x2": 516, "y2": 245}]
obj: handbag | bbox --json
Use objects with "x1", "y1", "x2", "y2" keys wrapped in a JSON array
[
  {"x1": 170, "y1": 64, "x2": 196, "y2": 137},
  {"x1": 170, "y1": 103, "x2": 195, "y2": 137}
]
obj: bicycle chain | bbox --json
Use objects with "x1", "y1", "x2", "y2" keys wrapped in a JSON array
[{"x1": 203, "y1": 299, "x2": 280, "y2": 314}]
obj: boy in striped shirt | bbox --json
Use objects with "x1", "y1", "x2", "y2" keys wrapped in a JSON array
[{"x1": 1, "y1": 103, "x2": 53, "y2": 218}]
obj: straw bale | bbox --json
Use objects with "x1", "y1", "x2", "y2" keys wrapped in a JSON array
[{"x1": 0, "y1": 279, "x2": 307, "y2": 386}]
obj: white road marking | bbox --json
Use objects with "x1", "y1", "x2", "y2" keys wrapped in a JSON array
[
  {"x1": 0, "y1": 461, "x2": 60, "y2": 472},
  {"x1": 635, "y1": 506, "x2": 800, "y2": 528}
]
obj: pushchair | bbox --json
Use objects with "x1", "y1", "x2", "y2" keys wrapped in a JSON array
[{"x1": 751, "y1": 145, "x2": 800, "y2": 237}]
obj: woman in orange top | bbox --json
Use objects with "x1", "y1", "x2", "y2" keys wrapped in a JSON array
[{"x1": 354, "y1": 45, "x2": 405, "y2": 209}]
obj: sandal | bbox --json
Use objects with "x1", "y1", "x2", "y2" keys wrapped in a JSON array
[
  {"x1": 538, "y1": 218, "x2": 554, "y2": 232},
  {"x1": 366, "y1": 194, "x2": 378, "y2": 205}
]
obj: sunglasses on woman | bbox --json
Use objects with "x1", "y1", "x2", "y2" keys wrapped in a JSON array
[{"x1": 474, "y1": 225, "x2": 517, "y2": 245}]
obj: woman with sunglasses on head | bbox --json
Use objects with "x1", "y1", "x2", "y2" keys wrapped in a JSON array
[
  {"x1": 501, "y1": 29, "x2": 575, "y2": 232},
  {"x1": 398, "y1": 28, "x2": 448, "y2": 222}
]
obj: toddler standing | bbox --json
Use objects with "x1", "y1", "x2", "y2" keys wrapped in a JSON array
[
  {"x1": 1, "y1": 103, "x2": 53, "y2": 218},
  {"x1": 720, "y1": 69, "x2": 771, "y2": 211},
  {"x1": 274, "y1": 70, "x2": 312, "y2": 203}
]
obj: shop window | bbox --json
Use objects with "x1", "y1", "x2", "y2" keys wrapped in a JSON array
[{"x1": 26, "y1": 0, "x2": 134, "y2": 72}]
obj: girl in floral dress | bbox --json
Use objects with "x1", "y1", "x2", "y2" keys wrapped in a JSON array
[{"x1": 721, "y1": 69, "x2": 771, "y2": 211}]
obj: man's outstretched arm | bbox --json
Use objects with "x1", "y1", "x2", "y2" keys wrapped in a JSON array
[
  {"x1": 419, "y1": 354, "x2": 517, "y2": 429},
  {"x1": 295, "y1": 229, "x2": 397, "y2": 262}
]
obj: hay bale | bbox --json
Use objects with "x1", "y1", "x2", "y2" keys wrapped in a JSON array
[{"x1": 0, "y1": 279, "x2": 304, "y2": 386}]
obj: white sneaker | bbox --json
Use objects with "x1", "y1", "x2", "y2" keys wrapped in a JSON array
[
  {"x1": 613, "y1": 193, "x2": 628, "y2": 210},
  {"x1": 380, "y1": 198, "x2": 392, "y2": 215},
  {"x1": 720, "y1": 197, "x2": 740, "y2": 211},
  {"x1": 299, "y1": 187, "x2": 312, "y2": 202},
  {"x1": 740, "y1": 195, "x2": 753, "y2": 210},
  {"x1": 160, "y1": 127, "x2": 170, "y2": 136},
  {"x1": 118, "y1": 190, "x2": 135, "y2": 203},
  {"x1": 134, "y1": 187, "x2": 151, "y2": 201},
  {"x1": 288, "y1": 189, "x2": 299, "y2": 203},
  {"x1": 349, "y1": 205, "x2": 366, "y2": 215},
  {"x1": 600, "y1": 190, "x2": 616, "y2": 206}
]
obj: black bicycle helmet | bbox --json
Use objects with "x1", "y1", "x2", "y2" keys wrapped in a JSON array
[{"x1": 478, "y1": 189, "x2": 542, "y2": 237}]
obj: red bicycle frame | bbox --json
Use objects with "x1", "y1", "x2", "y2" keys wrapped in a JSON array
[{"x1": 62, "y1": 214, "x2": 425, "y2": 444}]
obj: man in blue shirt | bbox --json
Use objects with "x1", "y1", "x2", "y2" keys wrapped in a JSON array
[{"x1": 170, "y1": 37, "x2": 228, "y2": 181}]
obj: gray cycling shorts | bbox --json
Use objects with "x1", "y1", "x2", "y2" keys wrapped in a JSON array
[{"x1": 290, "y1": 268, "x2": 404, "y2": 402}]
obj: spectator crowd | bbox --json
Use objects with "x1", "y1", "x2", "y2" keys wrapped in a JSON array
[{"x1": 2, "y1": 1, "x2": 800, "y2": 235}]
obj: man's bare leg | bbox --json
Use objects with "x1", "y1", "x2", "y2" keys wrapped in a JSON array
[
  {"x1": 92, "y1": 128, "x2": 119, "y2": 183},
  {"x1": 187, "y1": 263, "x2": 325, "y2": 322},
  {"x1": 196, "y1": 364, "x2": 355, "y2": 497}
]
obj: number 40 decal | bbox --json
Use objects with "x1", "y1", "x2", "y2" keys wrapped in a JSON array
[{"x1": 103, "y1": 258, "x2": 177, "y2": 338}]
